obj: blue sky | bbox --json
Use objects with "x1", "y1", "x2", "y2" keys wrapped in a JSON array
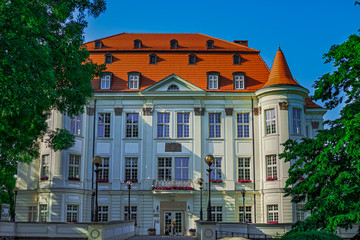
[{"x1": 85, "y1": 0, "x2": 359, "y2": 122}]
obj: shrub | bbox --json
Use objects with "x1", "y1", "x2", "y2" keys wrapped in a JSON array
[{"x1": 281, "y1": 230, "x2": 341, "y2": 240}]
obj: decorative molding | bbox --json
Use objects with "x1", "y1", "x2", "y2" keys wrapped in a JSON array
[
  {"x1": 194, "y1": 107, "x2": 205, "y2": 116},
  {"x1": 225, "y1": 108, "x2": 233, "y2": 116},
  {"x1": 311, "y1": 121, "x2": 319, "y2": 129},
  {"x1": 86, "y1": 107, "x2": 94, "y2": 116},
  {"x1": 279, "y1": 101, "x2": 289, "y2": 110},
  {"x1": 165, "y1": 143, "x2": 182, "y2": 152},
  {"x1": 114, "y1": 108, "x2": 123, "y2": 116},
  {"x1": 253, "y1": 107, "x2": 261, "y2": 116},
  {"x1": 143, "y1": 107, "x2": 154, "y2": 116}
]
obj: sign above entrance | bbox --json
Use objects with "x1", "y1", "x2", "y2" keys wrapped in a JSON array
[{"x1": 165, "y1": 143, "x2": 182, "y2": 152}]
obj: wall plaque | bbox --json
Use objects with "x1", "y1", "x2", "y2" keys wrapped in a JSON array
[
  {"x1": 279, "y1": 101, "x2": 289, "y2": 110},
  {"x1": 194, "y1": 107, "x2": 205, "y2": 116},
  {"x1": 114, "y1": 108, "x2": 123, "y2": 116},
  {"x1": 143, "y1": 107, "x2": 154, "y2": 116},
  {"x1": 86, "y1": 107, "x2": 94, "y2": 116},
  {"x1": 165, "y1": 143, "x2": 182, "y2": 152},
  {"x1": 253, "y1": 107, "x2": 261, "y2": 116},
  {"x1": 225, "y1": 108, "x2": 233, "y2": 116}
]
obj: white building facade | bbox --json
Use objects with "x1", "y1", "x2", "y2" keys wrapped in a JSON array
[{"x1": 15, "y1": 34, "x2": 326, "y2": 236}]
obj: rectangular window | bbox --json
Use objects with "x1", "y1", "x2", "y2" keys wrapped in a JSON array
[
  {"x1": 66, "y1": 204, "x2": 78, "y2": 222},
  {"x1": 234, "y1": 75, "x2": 245, "y2": 89},
  {"x1": 98, "y1": 113, "x2": 111, "y2": 138},
  {"x1": 158, "y1": 157, "x2": 172, "y2": 180},
  {"x1": 177, "y1": 113, "x2": 190, "y2": 138},
  {"x1": 98, "y1": 206, "x2": 109, "y2": 222},
  {"x1": 266, "y1": 155, "x2": 277, "y2": 180},
  {"x1": 237, "y1": 113, "x2": 250, "y2": 138},
  {"x1": 28, "y1": 206, "x2": 37, "y2": 222},
  {"x1": 41, "y1": 155, "x2": 49, "y2": 178},
  {"x1": 209, "y1": 113, "x2": 221, "y2": 138},
  {"x1": 98, "y1": 157, "x2": 109, "y2": 182},
  {"x1": 126, "y1": 113, "x2": 139, "y2": 138},
  {"x1": 210, "y1": 158, "x2": 222, "y2": 181},
  {"x1": 265, "y1": 109, "x2": 276, "y2": 135},
  {"x1": 267, "y1": 205, "x2": 279, "y2": 223},
  {"x1": 157, "y1": 113, "x2": 170, "y2": 138},
  {"x1": 208, "y1": 75, "x2": 219, "y2": 89},
  {"x1": 239, "y1": 206, "x2": 252, "y2": 223},
  {"x1": 129, "y1": 75, "x2": 139, "y2": 89},
  {"x1": 175, "y1": 157, "x2": 189, "y2": 180},
  {"x1": 68, "y1": 155, "x2": 80, "y2": 180},
  {"x1": 238, "y1": 158, "x2": 251, "y2": 181},
  {"x1": 39, "y1": 204, "x2": 47, "y2": 222},
  {"x1": 70, "y1": 115, "x2": 81, "y2": 136},
  {"x1": 125, "y1": 157, "x2": 138, "y2": 181},
  {"x1": 211, "y1": 206, "x2": 223, "y2": 222},
  {"x1": 124, "y1": 206, "x2": 137, "y2": 224},
  {"x1": 296, "y1": 204, "x2": 305, "y2": 221},
  {"x1": 100, "y1": 75, "x2": 111, "y2": 89},
  {"x1": 293, "y1": 108, "x2": 301, "y2": 134}
]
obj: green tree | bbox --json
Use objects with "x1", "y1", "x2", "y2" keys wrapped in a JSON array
[
  {"x1": 0, "y1": 0, "x2": 106, "y2": 209},
  {"x1": 280, "y1": 3, "x2": 360, "y2": 236}
]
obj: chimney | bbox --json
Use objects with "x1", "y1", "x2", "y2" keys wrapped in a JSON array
[{"x1": 233, "y1": 40, "x2": 248, "y2": 47}]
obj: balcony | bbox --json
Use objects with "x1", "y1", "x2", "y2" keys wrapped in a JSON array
[{"x1": 152, "y1": 179, "x2": 194, "y2": 191}]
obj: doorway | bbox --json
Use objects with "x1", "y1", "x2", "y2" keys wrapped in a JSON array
[{"x1": 164, "y1": 211, "x2": 184, "y2": 236}]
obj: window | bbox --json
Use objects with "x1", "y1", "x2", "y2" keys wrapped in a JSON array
[
  {"x1": 237, "y1": 113, "x2": 250, "y2": 138},
  {"x1": 233, "y1": 54, "x2": 241, "y2": 65},
  {"x1": 207, "y1": 73, "x2": 219, "y2": 89},
  {"x1": 210, "y1": 158, "x2": 222, "y2": 181},
  {"x1": 70, "y1": 115, "x2": 81, "y2": 136},
  {"x1": 209, "y1": 113, "x2": 221, "y2": 138},
  {"x1": 41, "y1": 155, "x2": 49, "y2": 179},
  {"x1": 158, "y1": 157, "x2": 172, "y2": 180},
  {"x1": 105, "y1": 54, "x2": 112, "y2": 64},
  {"x1": 177, "y1": 113, "x2": 190, "y2": 138},
  {"x1": 128, "y1": 72, "x2": 140, "y2": 89},
  {"x1": 293, "y1": 108, "x2": 301, "y2": 134},
  {"x1": 157, "y1": 113, "x2": 170, "y2": 138},
  {"x1": 266, "y1": 155, "x2": 277, "y2": 181},
  {"x1": 265, "y1": 109, "x2": 276, "y2": 134},
  {"x1": 98, "y1": 157, "x2": 109, "y2": 182},
  {"x1": 296, "y1": 204, "x2": 305, "y2": 221},
  {"x1": 167, "y1": 84, "x2": 179, "y2": 91},
  {"x1": 170, "y1": 39, "x2": 178, "y2": 49},
  {"x1": 95, "y1": 40, "x2": 103, "y2": 49},
  {"x1": 238, "y1": 158, "x2": 251, "y2": 181},
  {"x1": 149, "y1": 54, "x2": 157, "y2": 64},
  {"x1": 66, "y1": 204, "x2": 78, "y2": 222},
  {"x1": 100, "y1": 74, "x2": 111, "y2": 89},
  {"x1": 39, "y1": 204, "x2": 47, "y2": 222},
  {"x1": 306, "y1": 126, "x2": 309, "y2": 137},
  {"x1": 98, "y1": 113, "x2": 111, "y2": 138},
  {"x1": 239, "y1": 206, "x2": 252, "y2": 223},
  {"x1": 211, "y1": 206, "x2": 222, "y2": 222},
  {"x1": 207, "y1": 40, "x2": 214, "y2": 49},
  {"x1": 28, "y1": 206, "x2": 37, "y2": 222},
  {"x1": 68, "y1": 155, "x2": 80, "y2": 180},
  {"x1": 175, "y1": 157, "x2": 189, "y2": 180},
  {"x1": 125, "y1": 157, "x2": 138, "y2": 181},
  {"x1": 267, "y1": 205, "x2": 279, "y2": 223},
  {"x1": 126, "y1": 113, "x2": 139, "y2": 138},
  {"x1": 188, "y1": 54, "x2": 197, "y2": 65},
  {"x1": 233, "y1": 73, "x2": 245, "y2": 89},
  {"x1": 124, "y1": 206, "x2": 137, "y2": 224},
  {"x1": 134, "y1": 39, "x2": 142, "y2": 49},
  {"x1": 98, "y1": 206, "x2": 109, "y2": 222}
]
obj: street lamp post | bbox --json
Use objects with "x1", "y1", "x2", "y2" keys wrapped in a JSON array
[
  {"x1": 241, "y1": 189, "x2": 246, "y2": 223},
  {"x1": 197, "y1": 178, "x2": 204, "y2": 220},
  {"x1": 93, "y1": 156, "x2": 102, "y2": 222},
  {"x1": 126, "y1": 180, "x2": 133, "y2": 220},
  {"x1": 204, "y1": 155, "x2": 214, "y2": 221},
  {"x1": 13, "y1": 187, "x2": 19, "y2": 222}
]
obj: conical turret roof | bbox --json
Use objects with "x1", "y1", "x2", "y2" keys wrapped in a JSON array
[{"x1": 262, "y1": 47, "x2": 299, "y2": 88}]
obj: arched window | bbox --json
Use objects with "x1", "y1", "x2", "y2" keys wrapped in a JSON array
[
  {"x1": 188, "y1": 54, "x2": 197, "y2": 65},
  {"x1": 149, "y1": 54, "x2": 157, "y2": 64},
  {"x1": 233, "y1": 54, "x2": 241, "y2": 65},
  {"x1": 170, "y1": 39, "x2": 178, "y2": 49},
  {"x1": 167, "y1": 84, "x2": 179, "y2": 91},
  {"x1": 206, "y1": 40, "x2": 214, "y2": 49},
  {"x1": 134, "y1": 39, "x2": 142, "y2": 49}
]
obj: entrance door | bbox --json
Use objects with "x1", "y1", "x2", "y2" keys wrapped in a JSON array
[{"x1": 164, "y1": 211, "x2": 183, "y2": 235}]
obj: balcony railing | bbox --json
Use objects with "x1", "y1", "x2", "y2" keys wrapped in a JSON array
[{"x1": 152, "y1": 179, "x2": 194, "y2": 191}]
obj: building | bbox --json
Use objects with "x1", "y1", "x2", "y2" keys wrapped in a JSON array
[{"x1": 15, "y1": 33, "x2": 326, "y2": 236}]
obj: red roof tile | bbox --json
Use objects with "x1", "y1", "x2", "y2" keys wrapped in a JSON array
[{"x1": 305, "y1": 97, "x2": 323, "y2": 108}]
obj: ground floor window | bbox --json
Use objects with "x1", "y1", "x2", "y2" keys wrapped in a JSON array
[
  {"x1": 28, "y1": 206, "x2": 37, "y2": 222},
  {"x1": 296, "y1": 204, "x2": 305, "y2": 221},
  {"x1": 39, "y1": 204, "x2": 47, "y2": 222},
  {"x1": 239, "y1": 206, "x2": 252, "y2": 223},
  {"x1": 98, "y1": 206, "x2": 109, "y2": 222},
  {"x1": 124, "y1": 206, "x2": 137, "y2": 225},
  {"x1": 267, "y1": 205, "x2": 278, "y2": 223},
  {"x1": 66, "y1": 204, "x2": 79, "y2": 222},
  {"x1": 211, "y1": 206, "x2": 223, "y2": 222}
]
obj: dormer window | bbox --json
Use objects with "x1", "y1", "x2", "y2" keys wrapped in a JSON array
[
  {"x1": 134, "y1": 39, "x2": 142, "y2": 49},
  {"x1": 100, "y1": 73, "x2": 112, "y2": 89},
  {"x1": 170, "y1": 39, "x2": 178, "y2": 49},
  {"x1": 149, "y1": 54, "x2": 157, "y2": 64},
  {"x1": 207, "y1": 72, "x2": 220, "y2": 89},
  {"x1": 206, "y1": 40, "x2": 214, "y2": 49},
  {"x1": 167, "y1": 84, "x2": 179, "y2": 91},
  {"x1": 233, "y1": 54, "x2": 241, "y2": 65},
  {"x1": 233, "y1": 72, "x2": 246, "y2": 89},
  {"x1": 95, "y1": 40, "x2": 103, "y2": 49},
  {"x1": 188, "y1": 54, "x2": 197, "y2": 65},
  {"x1": 128, "y1": 72, "x2": 140, "y2": 89},
  {"x1": 105, "y1": 54, "x2": 112, "y2": 64}
]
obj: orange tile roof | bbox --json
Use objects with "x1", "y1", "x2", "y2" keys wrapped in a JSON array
[
  {"x1": 305, "y1": 97, "x2": 323, "y2": 108},
  {"x1": 262, "y1": 48, "x2": 299, "y2": 88}
]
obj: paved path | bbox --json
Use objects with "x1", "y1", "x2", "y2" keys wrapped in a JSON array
[{"x1": 128, "y1": 236, "x2": 196, "y2": 240}]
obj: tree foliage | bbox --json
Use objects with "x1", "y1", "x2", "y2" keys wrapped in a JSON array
[{"x1": 280, "y1": 6, "x2": 360, "y2": 234}]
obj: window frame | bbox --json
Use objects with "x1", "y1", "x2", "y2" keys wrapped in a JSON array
[
  {"x1": 237, "y1": 113, "x2": 250, "y2": 138},
  {"x1": 238, "y1": 157, "x2": 251, "y2": 181},
  {"x1": 28, "y1": 206, "x2": 37, "y2": 222},
  {"x1": 206, "y1": 40, "x2": 214, "y2": 49},
  {"x1": 66, "y1": 204, "x2": 79, "y2": 222},
  {"x1": 124, "y1": 206, "x2": 137, "y2": 224},
  {"x1": 233, "y1": 54, "x2": 241, "y2": 65},
  {"x1": 98, "y1": 206, "x2": 109, "y2": 222},
  {"x1": 209, "y1": 113, "x2": 221, "y2": 138},
  {"x1": 170, "y1": 39, "x2": 178, "y2": 49},
  {"x1": 70, "y1": 115, "x2": 81, "y2": 136},
  {"x1": 267, "y1": 205, "x2": 279, "y2": 223},
  {"x1": 105, "y1": 54, "x2": 112, "y2": 64},
  {"x1": 68, "y1": 154, "x2": 80, "y2": 180},
  {"x1": 266, "y1": 155, "x2": 278, "y2": 181},
  {"x1": 134, "y1": 39, "x2": 142, "y2": 49},
  {"x1": 95, "y1": 40, "x2": 103, "y2": 49},
  {"x1": 167, "y1": 84, "x2": 180, "y2": 91},
  {"x1": 100, "y1": 73, "x2": 112, "y2": 90},
  {"x1": 265, "y1": 108, "x2": 277, "y2": 135},
  {"x1": 188, "y1": 54, "x2": 197, "y2": 65},
  {"x1": 210, "y1": 206, "x2": 223, "y2": 222},
  {"x1": 233, "y1": 72, "x2": 246, "y2": 89},
  {"x1": 127, "y1": 72, "x2": 141, "y2": 90},
  {"x1": 157, "y1": 112, "x2": 170, "y2": 138},
  {"x1": 126, "y1": 113, "x2": 139, "y2": 138},
  {"x1": 292, "y1": 108, "x2": 302, "y2": 135},
  {"x1": 207, "y1": 72, "x2": 220, "y2": 89},
  {"x1": 296, "y1": 204, "x2": 305, "y2": 221},
  {"x1": 158, "y1": 157, "x2": 172, "y2": 180},
  {"x1": 98, "y1": 157, "x2": 110, "y2": 182},
  {"x1": 39, "y1": 204, "x2": 48, "y2": 222},
  {"x1": 174, "y1": 157, "x2": 189, "y2": 181},
  {"x1": 239, "y1": 206, "x2": 252, "y2": 223},
  {"x1": 210, "y1": 157, "x2": 222, "y2": 182},
  {"x1": 97, "y1": 113, "x2": 111, "y2": 138},
  {"x1": 177, "y1": 112, "x2": 190, "y2": 138},
  {"x1": 125, "y1": 157, "x2": 138, "y2": 182},
  {"x1": 149, "y1": 53, "x2": 157, "y2": 64}
]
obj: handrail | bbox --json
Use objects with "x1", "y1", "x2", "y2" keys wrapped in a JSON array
[{"x1": 216, "y1": 230, "x2": 272, "y2": 239}]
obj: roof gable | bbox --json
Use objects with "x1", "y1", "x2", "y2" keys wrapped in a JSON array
[{"x1": 142, "y1": 74, "x2": 204, "y2": 93}]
